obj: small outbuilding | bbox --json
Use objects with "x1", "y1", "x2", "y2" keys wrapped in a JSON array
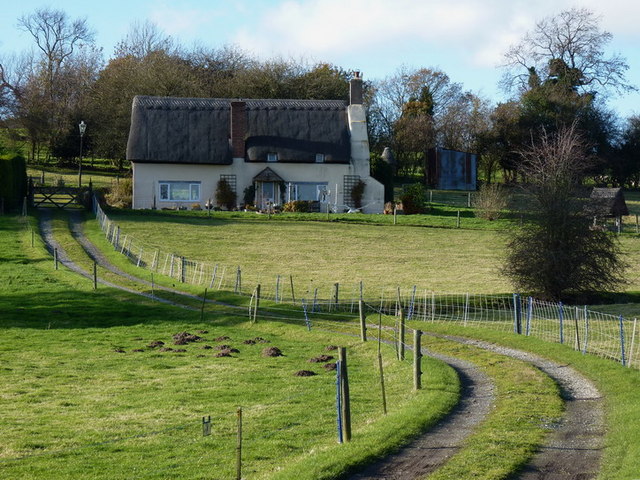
[{"x1": 588, "y1": 188, "x2": 629, "y2": 218}]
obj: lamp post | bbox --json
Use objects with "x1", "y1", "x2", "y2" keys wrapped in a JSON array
[{"x1": 78, "y1": 120, "x2": 86, "y2": 187}]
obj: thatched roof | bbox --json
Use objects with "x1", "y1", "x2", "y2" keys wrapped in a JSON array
[
  {"x1": 588, "y1": 188, "x2": 629, "y2": 217},
  {"x1": 126, "y1": 96, "x2": 351, "y2": 164}
]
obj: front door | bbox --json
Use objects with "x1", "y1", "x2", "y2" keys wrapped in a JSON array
[{"x1": 261, "y1": 182, "x2": 275, "y2": 210}]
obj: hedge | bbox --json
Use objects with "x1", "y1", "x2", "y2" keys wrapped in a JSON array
[{"x1": 0, "y1": 155, "x2": 27, "y2": 212}]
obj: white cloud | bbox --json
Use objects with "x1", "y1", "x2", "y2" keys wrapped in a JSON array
[
  {"x1": 149, "y1": 2, "x2": 221, "y2": 37},
  {"x1": 232, "y1": 0, "x2": 640, "y2": 70}
]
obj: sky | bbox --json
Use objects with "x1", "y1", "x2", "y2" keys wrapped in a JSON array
[{"x1": 1, "y1": 0, "x2": 639, "y2": 119}]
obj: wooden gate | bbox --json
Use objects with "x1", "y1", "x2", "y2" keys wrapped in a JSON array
[{"x1": 31, "y1": 186, "x2": 84, "y2": 209}]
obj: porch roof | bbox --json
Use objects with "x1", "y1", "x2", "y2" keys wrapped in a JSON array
[{"x1": 253, "y1": 167, "x2": 284, "y2": 183}]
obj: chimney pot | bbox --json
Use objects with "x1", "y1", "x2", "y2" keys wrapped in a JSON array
[{"x1": 350, "y1": 73, "x2": 363, "y2": 105}]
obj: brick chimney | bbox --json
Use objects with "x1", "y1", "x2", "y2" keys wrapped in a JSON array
[
  {"x1": 350, "y1": 71, "x2": 363, "y2": 105},
  {"x1": 230, "y1": 101, "x2": 246, "y2": 158}
]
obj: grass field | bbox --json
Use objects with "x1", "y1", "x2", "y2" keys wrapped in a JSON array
[
  {"x1": 4, "y1": 208, "x2": 640, "y2": 478},
  {"x1": 93, "y1": 208, "x2": 640, "y2": 299},
  {"x1": 0, "y1": 214, "x2": 461, "y2": 479},
  {"x1": 97, "y1": 209, "x2": 513, "y2": 295}
]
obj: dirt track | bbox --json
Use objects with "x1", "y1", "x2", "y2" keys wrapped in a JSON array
[{"x1": 39, "y1": 210, "x2": 604, "y2": 479}]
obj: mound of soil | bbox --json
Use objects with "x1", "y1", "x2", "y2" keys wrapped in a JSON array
[
  {"x1": 198, "y1": 330, "x2": 208, "y2": 334},
  {"x1": 309, "y1": 355, "x2": 334, "y2": 363},
  {"x1": 215, "y1": 350, "x2": 232, "y2": 357},
  {"x1": 294, "y1": 370, "x2": 316, "y2": 377},
  {"x1": 215, "y1": 344, "x2": 232, "y2": 350},
  {"x1": 323, "y1": 363, "x2": 337, "y2": 371},
  {"x1": 201, "y1": 345, "x2": 213, "y2": 350},
  {"x1": 262, "y1": 347, "x2": 283, "y2": 357},
  {"x1": 113, "y1": 348, "x2": 126, "y2": 353},
  {"x1": 325, "y1": 345, "x2": 338, "y2": 351},
  {"x1": 254, "y1": 337, "x2": 269, "y2": 343},
  {"x1": 215, "y1": 335, "x2": 230, "y2": 342},
  {"x1": 159, "y1": 347, "x2": 174, "y2": 352},
  {"x1": 243, "y1": 339, "x2": 256, "y2": 345},
  {"x1": 148, "y1": 340, "x2": 165, "y2": 348},
  {"x1": 173, "y1": 332, "x2": 202, "y2": 345},
  {"x1": 132, "y1": 349, "x2": 145, "y2": 353},
  {"x1": 172, "y1": 348, "x2": 187, "y2": 353}
]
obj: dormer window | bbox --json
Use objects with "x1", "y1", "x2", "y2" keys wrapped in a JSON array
[
  {"x1": 267, "y1": 152, "x2": 278, "y2": 162},
  {"x1": 315, "y1": 153, "x2": 325, "y2": 163}
]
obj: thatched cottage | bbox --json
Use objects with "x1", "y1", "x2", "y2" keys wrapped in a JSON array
[{"x1": 126, "y1": 74, "x2": 384, "y2": 213}]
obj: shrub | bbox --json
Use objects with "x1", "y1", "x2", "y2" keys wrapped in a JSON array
[
  {"x1": 474, "y1": 183, "x2": 509, "y2": 220},
  {"x1": 283, "y1": 200, "x2": 312, "y2": 212},
  {"x1": 0, "y1": 155, "x2": 27, "y2": 212},
  {"x1": 105, "y1": 178, "x2": 132, "y2": 208},
  {"x1": 216, "y1": 178, "x2": 236, "y2": 210},
  {"x1": 350, "y1": 179, "x2": 366, "y2": 209},
  {"x1": 243, "y1": 185, "x2": 256, "y2": 208},
  {"x1": 399, "y1": 183, "x2": 426, "y2": 214},
  {"x1": 383, "y1": 201, "x2": 396, "y2": 215}
]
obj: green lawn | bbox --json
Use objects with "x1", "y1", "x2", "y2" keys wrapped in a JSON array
[
  {"x1": 92, "y1": 208, "x2": 640, "y2": 299},
  {"x1": 96, "y1": 210, "x2": 513, "y2": 295},
  {"x1": 0, "y1": 214, "x2": 460, "y2": 480}
]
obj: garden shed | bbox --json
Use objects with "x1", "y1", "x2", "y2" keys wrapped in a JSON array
[{"x1": 588, "y1": 188, "x2": 629, "y2": 218}]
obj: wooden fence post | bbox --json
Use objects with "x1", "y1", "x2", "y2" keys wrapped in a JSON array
[
  {"x1": 236, "y1": 407, "x2": 242, "y2": 480},
  {"x1": 200, "y1": 288, "x2": 207, "y2": 322},
  {"x1": 414, "y1": 329, "x2": 422, "y2": 390},
  {"x1": 359, "y1": 300, "x2": 367, "y2": 342},
  {"x1": 289, "y1": 275, "x2": 296, "y2": 305},
  {"x1": 333, "y1": 282, "x2": 340, "y2": 309},
  {"x1": 54, "y1": 248, "x2": 58, "y2": 270},
  {"x1": 235, "y1": 267, "x2": 241, "y2": 293},
  {"x1": 93, "y1": 262, "x2": 97, "y2": 290},
  {"x1": 338, "y1": 347, "x2": 351, "y2": 442},
  {"x1": 377, "y1": 313, "x2": 387, "y2": 415}
]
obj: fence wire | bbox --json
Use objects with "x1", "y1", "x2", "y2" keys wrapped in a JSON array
[{"x1": 94, "y1": 200, "x2": 639, "y2": 369}]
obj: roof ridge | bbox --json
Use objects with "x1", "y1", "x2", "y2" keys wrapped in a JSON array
[{"x1": 133, "y1": 95, "x2": 346, "y2": 111}]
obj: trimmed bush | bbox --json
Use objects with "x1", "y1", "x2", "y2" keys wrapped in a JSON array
[
  {"x1": 399, "y1": 183, "x2": 426, "y2": 214},
  {"x1": 216, "y1": 178, "x2": 236, "y2": 210},
  {"x1": 0, "y1": 155, "x2": 27, "y2": 212}
]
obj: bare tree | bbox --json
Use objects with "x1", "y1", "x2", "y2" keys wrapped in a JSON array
[
  {"x1": 18, "y1": 8, "x2": 95, "y2": 91},
  {"x1": 503, "y1": 122, "x2": 627, "y2": 300},
  {"x1": 114, "y1": 20, "x2": 174, "y2": 58},
  {"x1": 502, "y1": 8, "x2": 635, "y2": 96},
  {"x1": 14, "y1": 8, "x2": 98, "y2": 162}
]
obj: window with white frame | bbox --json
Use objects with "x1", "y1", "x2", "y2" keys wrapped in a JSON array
[
  {"x1": 158, "y1": 181, "x2": 201, "y2": 202},
  {"x1": 267, "y1": 152, "x2": 278, "y2": 162},
  {"x1": 287, "y1": 182, "x2": 328, "y2": 201},
  {"x1": 315, "y1": 153, "x2": 325, "y2": 163}
]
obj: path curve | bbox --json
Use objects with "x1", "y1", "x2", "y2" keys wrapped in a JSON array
[
  {"x1": 349, "y1": 353, "x2": 495, "y2": 479},
  {"x1": 431, "y1": 334, "x2": 605, "y2": 480}
]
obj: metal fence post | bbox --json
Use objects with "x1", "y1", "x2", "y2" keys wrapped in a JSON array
[
  {"x1": 620, "y1": 315, "x2": 627, "y2": 367},
  {"x1": 526, "y1": 296, "x2": 532, "y2": 336},
  {"x1": 559, "y1": 302, "x2": 564, "y2": 344}
]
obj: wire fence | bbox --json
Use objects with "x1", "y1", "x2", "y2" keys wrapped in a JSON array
[{"x1": 94, "y1": 199, "x2": 639, "y2": 369}]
